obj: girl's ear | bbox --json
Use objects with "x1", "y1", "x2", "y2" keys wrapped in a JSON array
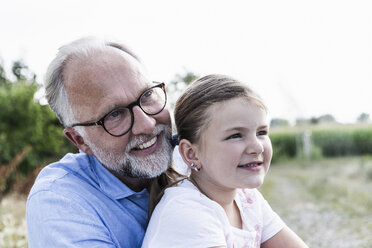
[
  {"x1": 178, "y1": 139, "x2": 200, "y2": 169},
  {"x1": 64, "y1": 128, "x2": 93, "y2": 155}
]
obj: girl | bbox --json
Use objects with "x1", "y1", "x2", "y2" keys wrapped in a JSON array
[{"x1": 143, "y1": 74, "x2": 307, "y2": 248}]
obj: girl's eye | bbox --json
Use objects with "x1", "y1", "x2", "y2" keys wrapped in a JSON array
[
  {"x1": 227, "y1": 133, "x2": 242, "y2": 140},
  {"x1": 257, "y1": 130, "x2": 268, "y2": 136}
]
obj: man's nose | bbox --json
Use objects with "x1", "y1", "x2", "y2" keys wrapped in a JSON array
[{"x1": 131, "y1": 105, "x2": 156, "y2": 135}]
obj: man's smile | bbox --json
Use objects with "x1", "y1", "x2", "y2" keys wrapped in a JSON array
[{"x1": 135, "y1": 136, "x2": 158, "y2": 150}]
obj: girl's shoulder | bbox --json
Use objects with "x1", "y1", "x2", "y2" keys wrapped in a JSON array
[
  {"x1": 146, "y1": 179, "x2": 228, "y2": 247},
  {"x1": 152, "y1": 179, "x2": 227, "y2": 225},
  {"x1": 161, "y1": 179, "x2": 219, "y2": 208}
]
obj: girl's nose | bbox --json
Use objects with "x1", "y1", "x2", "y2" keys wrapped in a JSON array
[
  {"x1": 131, "y1": 105, "x2": 156, "y2": 135},
  {"x1": 246, "y1": 136, "x2": 264, "y2": 155}
]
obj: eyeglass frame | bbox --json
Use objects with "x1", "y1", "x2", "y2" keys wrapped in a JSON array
[{"x1": 69, "y1": 82, "x2": 167, "y2": 137}]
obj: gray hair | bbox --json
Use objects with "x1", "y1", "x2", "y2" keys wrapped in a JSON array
[{"x1": 44, "y1": 36, "x2": 140, "y2": 127}]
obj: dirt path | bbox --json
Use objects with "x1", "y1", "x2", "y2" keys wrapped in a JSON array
[{"x1": 261, "y1": 158, "x2": 372, "y2": 248}]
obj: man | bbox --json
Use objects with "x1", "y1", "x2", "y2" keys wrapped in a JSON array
[{"x1": 26, "y1": 37, "x2": 174, "y2": 247}]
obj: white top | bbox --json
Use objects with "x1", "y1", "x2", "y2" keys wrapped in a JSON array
[{"x1": 142, "y1": 180, "x2": 285, "y2": 248}]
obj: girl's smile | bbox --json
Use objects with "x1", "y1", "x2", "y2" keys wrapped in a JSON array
[{"x1": 237, "y1": 160, "x2": 264, "y2": 171}]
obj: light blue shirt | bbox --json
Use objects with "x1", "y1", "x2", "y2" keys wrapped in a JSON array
[{"x1": 26, "y1": 152, "x2": 149, "y2": 248}]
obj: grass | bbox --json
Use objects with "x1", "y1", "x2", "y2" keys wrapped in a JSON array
[
  {"x1": 1, "y1": 156, "x2": 371, "y2": 247},
  {"x1": 0, "y1": 194, "x2": 28, "y2": 248},
  {"x1": 261, "y1": 156, "x2": 372, "y2": 248}
]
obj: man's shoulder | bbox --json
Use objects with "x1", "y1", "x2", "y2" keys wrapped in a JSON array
[{"x1": 28, "y1": 152, "x2": 95, "y2": 198}]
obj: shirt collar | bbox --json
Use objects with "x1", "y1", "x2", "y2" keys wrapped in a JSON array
[{"x1": 89, "y1": 155, "x2": 147, "y2": 200}]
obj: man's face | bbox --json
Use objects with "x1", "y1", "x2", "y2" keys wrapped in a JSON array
[{"x1": 64, "y1": 47, "x2": 172, "y2": 178}]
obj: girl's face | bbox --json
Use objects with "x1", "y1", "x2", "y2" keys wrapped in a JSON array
[{"x1": 195, "y1": 97, "x2": 272, "y2": 190}]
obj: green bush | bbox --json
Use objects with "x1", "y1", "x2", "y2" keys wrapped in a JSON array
[
  {"x1": 0, "y1": 60, "x2": 76, "y2": 193},
  {"x1": 352, "y1": 128, "x2": 372, "y2": 155},
  {"x1": 270, "y1": 126, "x2": 372, "y2": 162},
  {"x1": 0, "y1": 80, "x2": 76, "y2": 176},
  {"x1": 270, "y1": 131, "x2": 299, "y2": 162},
  {"x1": 312, "y1": 129, "x2": 355, "y2": 157}
]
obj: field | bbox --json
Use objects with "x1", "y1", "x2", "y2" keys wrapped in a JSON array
[
  {"x1": 261, "y1": 156, "x2": 372, "y2": 248},
  {"x1": 0, "y1": 194, "x2": 27, "y2": 248},
  {"x1": 1, "y1": 156, "x2": 371, "y2": 247}
]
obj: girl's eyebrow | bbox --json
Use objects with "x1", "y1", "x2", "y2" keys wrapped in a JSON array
[
  {"x1": 224, "y1": 124, "x2": 269, "y2": 132},
  {"x1": 258, "y1": 125, "x2": 269, "y2": 129},
  {"x1": 223, "y1": 126, "x2": 245, "y2": 132}
]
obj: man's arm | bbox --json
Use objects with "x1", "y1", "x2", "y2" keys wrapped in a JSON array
[{"x1": 27, "y1": 190, "x2": 116, "y2": 248}]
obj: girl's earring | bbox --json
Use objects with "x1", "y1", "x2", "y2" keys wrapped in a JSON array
[{"x1": 190, "y1": 162, "x2": 200, "y2": 172}]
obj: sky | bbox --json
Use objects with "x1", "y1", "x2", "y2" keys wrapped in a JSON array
[{"x1": 0, "y1": 0, "x2": 371, "y2": 124}]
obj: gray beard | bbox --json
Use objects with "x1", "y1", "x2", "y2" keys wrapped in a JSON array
[{"x1": 85, "y1": 124, "x2": 173, "y2": 178}]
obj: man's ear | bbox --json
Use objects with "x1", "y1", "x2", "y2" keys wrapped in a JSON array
[
  {"x1": 64, "y1": 128, "x2": 93, "y2": 155},
  {"x1": 178, "y1": 139, "x2": 200, "y2": 169}
]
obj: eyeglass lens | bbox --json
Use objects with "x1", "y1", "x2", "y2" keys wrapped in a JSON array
[
  {"x1": 139, "y1": 86, "x2": 166, "y2": 114},
  {"x1": 103, "y1": 86, "x2": 166, "y2": 136}
]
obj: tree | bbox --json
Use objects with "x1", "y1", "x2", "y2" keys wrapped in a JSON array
[
  {"x1": 0, "y1": 62, "x2": 7, "y2": 85},
  {"x1": 295, "y1": 118, "x2": 311, "y2": 126},
  {"x1": 167, "y1": 71, "x2": 198, "y2": 110},
  {"x1": 11, "y1": 60, "x2": 35, "y2": 81},
  {"x1": 357, "y1": 113, "x2": 370, "y2": 123},
  {"x1": 296, "y1": 114, "x2": 336, "y2": 126},
  {"x1": 270, "y1": 118, "x2": 290, "y2": 128},
  {"x1": 318, "y1": 114, "x2": 336, "y2": 123},
  {"x1": 0, "y1": 59, "x2": 76, "y2": 194}
]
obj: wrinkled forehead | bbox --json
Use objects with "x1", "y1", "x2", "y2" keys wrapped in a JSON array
[
  {"x1": 62, "y1": 47, "x2": 150, "y2": 121},
  {"x1": 63, "y1": 46, "x2": 146, "y2": 84}
]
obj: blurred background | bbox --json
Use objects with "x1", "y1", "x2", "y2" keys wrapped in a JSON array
[{"x1": 0, "y1": 0, "x2": 371, "y2": 247}]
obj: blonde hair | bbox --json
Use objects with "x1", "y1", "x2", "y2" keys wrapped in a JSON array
[{"x1": 175, "y1": 74, "x2": 266, "y2": 144}]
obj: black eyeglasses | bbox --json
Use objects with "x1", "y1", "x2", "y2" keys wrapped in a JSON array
[{"x1": 70, "y1": 82, "x2": 167, "y2": 137}]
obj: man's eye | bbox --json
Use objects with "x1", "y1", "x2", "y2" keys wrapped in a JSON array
[
  {"x1": 110, "y1": 111, "x2": 120, "y2": 118},
  {"x1": 106, "y1": 109, "x2": 128, "y2": 121},
  {"x1": 143, "y1": 89, "x2": 153, "y2": 98}
]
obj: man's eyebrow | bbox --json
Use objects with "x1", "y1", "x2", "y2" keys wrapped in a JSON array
[
  {"x1": 101, "y1": 100, "x2": 126, "y2": 117},
  {"x1": 99, "y1": 86, "x2": 148, "y2": 116},
  {"x1": 103, "y1": 104, "x2": 125, "y2": 114},
  {"x1": 98, "y1": 81, "x2": 158, "y2": 118}
]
